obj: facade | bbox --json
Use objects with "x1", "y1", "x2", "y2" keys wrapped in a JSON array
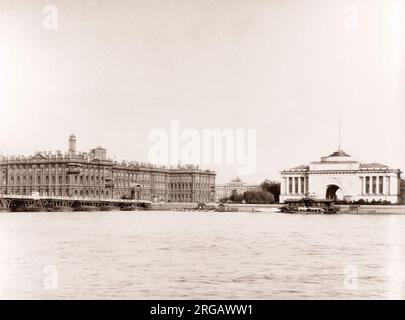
[
  {"x1": 0, "y1": 135, "x2": 216, "y2": 203},
  {"x1": 280, "y1": 149, "x2": 402, "y2": 204},
  {"x1": 215, "y1": 177, "x2": 261, "y2": 202}
]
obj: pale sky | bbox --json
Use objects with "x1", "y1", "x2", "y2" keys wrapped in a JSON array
[{"x1": 0, "y1": 0, "x2": 404, "y2": 184}]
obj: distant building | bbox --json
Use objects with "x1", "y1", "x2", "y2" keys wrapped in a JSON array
[
  {"x1": 0, "y1": 135, "x2": 216, "y2": 203},
  {"x1": 215, "y1": 177, "x2": 261, "y2": 202},
  {"x1": 280, "y1": 149, "x2": 401, "y2": 203}
]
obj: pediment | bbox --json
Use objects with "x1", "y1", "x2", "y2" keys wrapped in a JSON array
[{"x1": 33, "y1": 152, "x2": 46, "y2": 159}]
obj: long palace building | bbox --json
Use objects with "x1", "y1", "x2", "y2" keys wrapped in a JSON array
[{"x1": 0, "y1": 135, "x2": 216, "y2": 203}]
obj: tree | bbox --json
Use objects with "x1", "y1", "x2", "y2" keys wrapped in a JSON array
[
  {"x1": 223, "y1": 185, "x2": 277, "y2": 204},
  {"x1": 261, "y1": 181, "x2": 281, "y2": 202},
  {"x1": 230, "y1": 189, "x2": 244, "y2": 203},
  {"x1": 243, "y1": 190, "x2": 275, "y2": 204}
]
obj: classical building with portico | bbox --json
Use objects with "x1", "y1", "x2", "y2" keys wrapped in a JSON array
[{"x1": 280, "y1": 149, "x2": 401, "y2": 204}]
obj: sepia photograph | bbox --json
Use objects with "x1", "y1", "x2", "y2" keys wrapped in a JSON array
[{"x1": 1, "y1": 0, "x2": 405, "y2": 310}]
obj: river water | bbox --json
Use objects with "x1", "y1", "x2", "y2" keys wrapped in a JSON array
[{"x1": 1, "y1": 211, "x2": 405, "y2": 299}]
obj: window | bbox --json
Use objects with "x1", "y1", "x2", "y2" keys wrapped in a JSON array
[
  {"x1": 288, "y1": 177, "x2": 293, "y2": 194},
  {"x1": 372, "y1": 177, "x2": 377, "y2": 194},
  {"x1": 294, "y1": 177, "x2": 299, "y2": 194},
  {"x1": 379, "y1": 176, "x2": 384, "y2": 194},
  {"x1": 365, "y1": 177, "x2": 370, "y2": 194},
  {"x1": 300, "y1": 177, "x2": 305, "y2": 194}
]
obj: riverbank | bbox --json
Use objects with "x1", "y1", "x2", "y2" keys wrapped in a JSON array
[
  {"x1": 338, "y1": 204, "x2": 405, "y2": 214},
  {"x1": 150, "y1": 202, "x2": 282, "y2": 212},
  {"x1": 150, "y1": 202, "x2": 405, "y2": 214}
]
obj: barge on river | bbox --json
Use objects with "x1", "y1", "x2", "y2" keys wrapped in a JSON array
[{"x1": 281, "y1": 197, "x2": 339, "y2": 214}]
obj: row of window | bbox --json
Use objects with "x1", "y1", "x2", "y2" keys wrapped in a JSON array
[
  {"x1": 287, "y1": 177, "x2": 308, "y2": 194},
  {"x1": 284, "y1": 176, "x2": 391, "y2": 196},
  {"x1": 4, "y1": 175, "x2": 108, "y2": 185},
  {"x1": 363, "y1": 176, "x2": 387, "y2": 195},
  {"x1": 2, "y1": 188, "x2": 111, "y2": 198},
  {"x1": 2, "y1": 176, "x2": 214, "y2": 191}
]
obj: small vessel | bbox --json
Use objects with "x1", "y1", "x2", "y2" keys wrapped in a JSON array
[{"x1": 281, "y1": 197, "x2": 339, "y2": 214}]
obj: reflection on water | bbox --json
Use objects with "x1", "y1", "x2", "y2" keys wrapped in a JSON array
[{"x1": 1, "y1": 211, "x2": 405, "y2": 299}]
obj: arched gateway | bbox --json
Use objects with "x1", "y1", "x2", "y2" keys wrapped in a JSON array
[
  {"x1": 325, "y1": 184, "x2": 343, "y2": 201},
  {"x1": 280, "y1": 149, "x2": 401, "y2": 203}
]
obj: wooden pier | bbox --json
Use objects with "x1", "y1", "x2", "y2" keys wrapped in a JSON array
[{"x1": 0, "y1": 194, "x2": 151, "y2": 212}]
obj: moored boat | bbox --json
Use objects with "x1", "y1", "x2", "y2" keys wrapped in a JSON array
[{"x1": 281, "y1": 197, "x2": 339, "y2": 214}]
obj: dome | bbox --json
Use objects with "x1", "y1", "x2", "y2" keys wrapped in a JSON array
[{"x1": 328, "y1": 149, "x2": 350, "y2": 157}]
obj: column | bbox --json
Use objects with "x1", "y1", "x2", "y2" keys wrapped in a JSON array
[
  {"x1": 387, "y1": 176, "x2": 391, "y2": 195},
  {"x1": 284, "y1": 177, "x2": 288, "y2": 195},
  {"x1": 292, "y1": 177, "x2": 295, "y2": 194},
  {"x1": 376, "y1": 176, "x2": 380, "y2": 195},
  {"x1": 361, "y1": 176, "x2": 365, "y2": 195},
  {"x1": 298, "y1": 177, "x2": 301, "y2": 194}
]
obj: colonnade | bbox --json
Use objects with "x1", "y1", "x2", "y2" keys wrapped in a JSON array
[{"x1": 283, "y1": 176, "x2": 309, "y2": 195}]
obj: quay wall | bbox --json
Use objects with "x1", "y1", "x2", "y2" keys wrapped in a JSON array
[
  {"x1": 338, "y1": 205, "x2": 405, "y2": 214},
  {"x1": 150, "y1": 202, "x2": 282, "y2": 212},
  {"x1": 151, "y1": 202, "x2": 199, "y2": 211},
  {"x1": 151, "y1": 202, "x2": 405, "y2": 214}
]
